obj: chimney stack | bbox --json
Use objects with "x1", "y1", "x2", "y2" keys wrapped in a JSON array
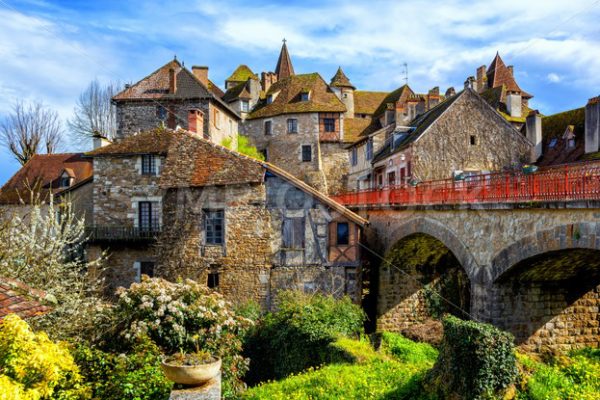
[
  {"x1": 168, "y1": 68, "x2": 177, "y2": 94},
  {"x1": 188, "y1": 109, "x2": 204, "y2": 136},
  {"x1": 261, "y1": 72, "x2": 277, "y2": 93},
  {"x1": 526, "y1": 110, "x2": 543, "y2": 161},
  {"x1": 445, "y1": 87, "x2": 456, "y2": 98},
  {"x1": 476, "y1": 65, "x2": 486, "y2": 92},
  {"x1": 192, "y1": 66, "x2": 209, "y2": 88},
  {"x1": 92, "y1": 133, "x2": 112, "y2": 149},
  {"x1": 464, "y1": 76, "x2": 476, "y2": 90},
  {"x1": 585, "y1": 96, "x2": 600, "y2": 154},
  {"x1": 507, "y1": 65, "x2": 514, "y2": 76}
]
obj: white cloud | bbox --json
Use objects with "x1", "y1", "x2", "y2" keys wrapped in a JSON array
[{"x1": 547, "y1": 73, "x2": 561, "y2": 83}]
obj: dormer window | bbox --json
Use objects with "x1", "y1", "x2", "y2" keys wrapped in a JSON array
[
  {"x1": 141, "y1": 154, "x2": 157, "y2": 175},
  {"x1": 267, "y1": 95, "x2": 273, "y2": 104},
  {"x1": 59, "y1": 175, "x2": 71, "y2": 188},
  {"x1": 241, "y1": 100, "x2": 249, "y2": 112},
  {"x1": 300, "y1": 91, "x2": 310, "y2": 101}
]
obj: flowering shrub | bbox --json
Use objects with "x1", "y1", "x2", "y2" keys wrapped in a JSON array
[
  {"x1": 0, "y1": 314, "x2": 89, "y2": 399},
  {"x1": 105, "y1": 277, "x2": 253, "y2": 398}
]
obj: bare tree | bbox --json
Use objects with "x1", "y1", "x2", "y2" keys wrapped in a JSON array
[
  {"x1": 68, "y1": 79, "x2": 121, "y2": 145},
  {"x1": 0, "y1": 100, "x2": 63, "y2": 165}
]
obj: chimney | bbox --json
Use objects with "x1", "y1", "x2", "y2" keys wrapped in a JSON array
[
  {"x1": 526, "y1": 110, "x2": 542, "y2": 161},
  {"x1": 192, "y1": 66, "x2": 209, "y2": 88},
  {"x1": 506, "y1": 92, "x2": 522, "y2": 118},
  {"x1": 507, "y1": 65, "x2": 514, "y2": 76},
  {"x1": 464, "y1": 76, "x2": 476, "y2": 90},
  {"x1": 261, "y1": 72, "x2": 277, "y2": 93},
  {"x1": 585, "y1": 96, "x2": 600, "y2": 154},
  {"x1": 188, "y1": 109, "x2": 204, "y2": 136},
  {"x1": 476, "y1": 65, "x2": 486, "y2": 92},
  {"x1": 92, "y1": 133, "x2": 112, "y2": 149},
  {"x1": 168, "y1": 68, "x2": 177, "y2": 94},
  {"x1": 445, "y1": 87, "x2": 456, "y2": 97}
]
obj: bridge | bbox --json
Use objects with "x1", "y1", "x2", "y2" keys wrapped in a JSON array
[{"x1": 333, "y1": 162, "x2": 600, "y2": 353}]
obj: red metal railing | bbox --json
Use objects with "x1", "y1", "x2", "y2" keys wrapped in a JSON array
[{"x1": 332, "y1": 162, "x2": 600, "y2": 207}]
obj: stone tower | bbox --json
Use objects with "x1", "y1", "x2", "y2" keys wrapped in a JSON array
[{"x1": 330, "y1": 67, "x2": 355, "y2": 118}]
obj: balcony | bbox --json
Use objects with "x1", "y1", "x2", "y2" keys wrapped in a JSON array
[{"x1": 85, "y1": 225, "x2": 162, "y2": 243}]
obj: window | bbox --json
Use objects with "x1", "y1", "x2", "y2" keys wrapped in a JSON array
[
  {"x1": 138, "y1": 201, "x2": 158, "y2": 231},
  {"x1": 214, "y1": 109, "x2": 221, "y2": 128},
  {"x1": 549, "y1": 138, "x2": 558, "y2": 148},
  {"x1": 470, "y1": 135, "x2": 477, "y2": 146},
  {"x1": 388, "y1": 171, "x2": 396, "y2": 186},
  {"x1": 207, "y1": 272, "x2": 219, "y2": 288},
  {"x1": 157, "y1": 106, "x2": 167, "y2": 121},
  {"x1": 283, "y1": 217, "x2": 305, "y2": 249},
  {"x1": 241, "y1": 100, "x2": 249, "y2": 112},
  {"x1": 287, "y1": 118, "x2": 298, "y2": 133},
  {"x1": 267, "y1": 95, "x2": 273, "y2": 104},
  {"x1": 141, "y1": 154, "x2": 157, "y2": 175},
  {"x1": 337, "y1": 222, "x2": 349, "y2": 245},
  {"x1": 351, "y1": 147, "x2": 358, "y2": 166},
  {"x1": 141, "y1": 261, "x2": 155, "y2": 277},
  {"x1": 264, "y1": 120, "x2": 272, "y2": 135},
  {"x1": 59, "y1": 175, "x2": 71, "y2": 188},
  {"x1": 324, "y1": 118, "x2": 335, "y2": 132},
  {"x1": 204, "y1": 209, "x2": 224, "y2": 245},
  {"x1": 568, "y1": 139, "x2": 576, "y2": 149},
  {"x1": 366, "y1": 139, "x2": 373, "y2": 160},
  {"x1": 343, "y1": 93, "x2": 348, "y2": 98},
  {"x1": 300, "y1": 92, "x2": 309, "y2": 101},
  {"x1": 301, "y1": 145, "x2": 312, "y2": 162}
]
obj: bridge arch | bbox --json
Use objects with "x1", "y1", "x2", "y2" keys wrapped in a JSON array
[{"x1": 384, "y1": 217, "x2": 480, "y2": 282}]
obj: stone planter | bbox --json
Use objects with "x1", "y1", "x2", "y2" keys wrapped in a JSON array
[{"x1": 161, "y1": 357, "x2": 222, "y2": 386}]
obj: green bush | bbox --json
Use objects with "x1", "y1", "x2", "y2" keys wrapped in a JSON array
[
  {"x1": 381, "y1": 332, "x2": 438, "y2": 366},
  {"x1": 73, "y1": 339, "x2": 171, "y2": 400},
  {"x1": 243, "y1": 291, "x2": 365, "y2": 384},
  {"x1": 100, "y1": 277, "x2": 253, "y2": 398},
  {"x1": 428, "y1": 316, "x2": 518, "y2": 400}
]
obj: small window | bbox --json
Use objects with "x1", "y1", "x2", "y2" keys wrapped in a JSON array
[
  {"x1": 207, "y1": 272, "x2": 219, "y2": 288},
  {"x1": 59, "y1": 175, "x2": 71, "y2": 188},
  {"x1": 287, "y1": 118, "x2": 298, "y2": 134},
  {"x1": 300, "y1": 92, "x2": 309, "y2": 101},
  {"x1": 267, "y1": 95, "x2": 273, "y2": 104},
  {"x1": 549, "y1": 138, "x2": 558, "y2": 148},
  {"x1": 214, "y1": 110, "x2": 221, "y2": 128},
  {"x1": 351, "y1": 147, "x2": 358, "y2": 166},
  {"x1": 138, "y1": 201, "x2": 159, "y2": 231},
  {"x1": 157, "y1": 106, "x2": 167, "y2": 121},
  {"x1": 366, "y1": 139, "x2": 373, "y2": 160},
  {"x1": 204, "y1": 209, "x2": 224, "y2": 245},
  {"x1": 141, "y1": 154, "x2": 157, "y2": 175},
  {"x1": 470, "y1": 135, "x2": 477, "y2": 146},
  {"x1": 324, "y1": 118, "x2": 335, "y2": 132},
  {"x1": 140, "y1": 261, "x2": 155, "y2": 277},
  {"x1": 337, "y1": 222, "x2": 349, "y2": 245},
  {"x1": 388, "y1": 171, "x2": 396, "y2": 186},
  {"x1": 568, "y1": 139, "x2": 576, "y2": 149},
  {"x1": 241, "y1": 100, "x2": 249, "y2": 112},
  {"x1": 264, "y1": 120, "x2": 272, "y2": 135},
  {"x1": 301, "y1": 145, "x2": 312, "y2": 162},
  {"x1": 343, "y1": 93, "x2": 348, "y2": 98},
  {"x1": 283, "y1": 217, "x2": 305, "y2": 249}
]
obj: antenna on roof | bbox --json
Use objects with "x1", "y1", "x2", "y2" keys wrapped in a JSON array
[
  {"x1": 402, "y1": 62, "x2": 408, "y2": 85},
  {"x1": 174, "y1": 54, "x2": 177, "y2": 61}
]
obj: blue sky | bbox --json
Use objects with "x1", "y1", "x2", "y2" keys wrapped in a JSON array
[{"x1": 1, "y1": 0, "x2": 599, "y2": 184}]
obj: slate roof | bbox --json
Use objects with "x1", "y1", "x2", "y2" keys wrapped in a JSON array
[
  {"x1": 0, "y1": 153, "x2": 93, "y2": 205},
  {"x1": 86, "y1": 127, "x2": 174, "y2": 156},
  {"x1": 223, "y1": 81, "x2": 252, "y2": 103},
  {"x1": 486, "y1": 53, "x2": 532, "y2": 98},
  {"x1": 247, "y1": 73, "x2": 346, "y2": 119},
  {"x1": 354, "y1": 91, "x2": 389, "y2": 115},
  {"x1": 275, "y1": 42, "x2": 295, "y2": 80},
  {"x1": 0, "y1": 277, "x2": 52, "y2": 319},
  {"x1": 537, "y1": 107, "x2": 586, "y2": 166},
  {"x1": 373, "y1": 85, "x2": 415, "y2": 118},
  {"x1": 226, "y1": 65, "x2": 258, "y2": 83},
  {"x1": 330, "y1": 67, "x2": 355, "y2": 89}
]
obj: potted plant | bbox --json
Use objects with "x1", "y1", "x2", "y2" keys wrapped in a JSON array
[{"x1": 160, "y1": 349, "x2": 222, "y2": 386}]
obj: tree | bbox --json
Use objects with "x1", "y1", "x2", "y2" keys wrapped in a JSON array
[
  {"x1": 0, "y1": 100, "x2": 62, "y2": 165},
  {"x1": 222, "y1": 134, "x2": 265, "y2": 160},
  {"x1": 68, "y1": 79, "x2": 121, "y2": 145}
]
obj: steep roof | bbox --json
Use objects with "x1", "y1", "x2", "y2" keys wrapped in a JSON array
[
  {"x1": 486, "y1": 53, "x2": 531, "y2": 98},
  {"x1": 208, "y1": 79, "x2": 225, "y2": 98},
  {"x1": 247, "y1": 73, "x2": 346, "y2": 119},
  {"x1": 223, "y1": 81, "x2": 252, "y2": 103},
  {"x1": 275, "y1": 42, "x2": 295, "y2": 80},
  {"x1": 0, "y1": 153, "x2": 93, "y2": 205},
  {"x1": 480, "y1": 85, "x2": 533, "y2": 123},
  {"x1": 86, "y1": 127, "x2": 174, "y2": 157},
  {"x1": 0, "y1": 277, "x2": 52, "y2": 319},
  {"x1": 330, "y1": 67, "x2": 355, "y2": 89},
  {"x1": 537, "y1": 107, "x2": 586, "y2": 166},
  {"x1": 373, "y1": 85, "x2": 414, "y2": 118},
  {"x1": 226, "y1": 65, "x2": 258, "y2": 83},
  {"x1": 354, "y1": 91, "x2": 389, "y2": 115}
]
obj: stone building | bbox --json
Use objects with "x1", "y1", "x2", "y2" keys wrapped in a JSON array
[
  {"x1": 85, "y1": 123, "x2": 366, "y2": 307},
  {"x1": 112, "y1": 58, "x2": 240, "y2": 147},
  {"x1": 371, "y1": 88, "x2": 533, "y2": 184}
]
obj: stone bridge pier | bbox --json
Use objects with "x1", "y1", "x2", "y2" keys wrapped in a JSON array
[{"x1": 359, "y1": 202, "x2": 600, "y2": 352}]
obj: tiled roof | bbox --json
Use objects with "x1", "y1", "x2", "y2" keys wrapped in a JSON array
[
  {"x1": 223, "y1": 81, "x2": 252, "y2": 103},
  {"x1": 275, "y1": 42, "x2": 295, "y2": 80},
  {"x1": 208, "y1": 79, "x2": 225, "y2": 98},
  {"x1": 486, "y1": 53, "x2": 532, "y2": 98},
  {"x1": 0, "y1": 153, "x2": 93, "y2": 205},
  {"x1": 373, "y1": 85, "x2": 414, "y2": 118},
  {"x1": 330, "y1": 67, "x2": 355, "y2": 89},
  {"x1": 480, "y1": 85, "x2": 532, "y2": 123},
  {"x1": 226, "y1": 65, "x2": 258, "y2": 83},
  {"x1": 537, "y1": 107, "x2": 586, "y2": 166},
  {"x1": 343, "y1": 118, "x2": 380, "y2": 144},
  {"x1": 0, "y1": 277, "x2": 52, "y2": 319},
  {"x1": 247, "y1": 73, "x2": 346, "y2": 119},
  {"x1": 86, "y1": 127, "x2": 173, "y2": 157},
  {"x1": 354, "y1": 91, "x2": 389, "y2": 115}
]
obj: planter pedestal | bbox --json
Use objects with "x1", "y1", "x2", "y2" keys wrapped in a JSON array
[{"x1": 169, "y1": 372, "x2": 221, "y2": 400}]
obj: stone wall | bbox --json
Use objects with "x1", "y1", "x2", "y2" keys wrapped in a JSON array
[
  {"x1": 411, "y1": 90, "x2": 532, "y2": 181},
  {"x1": 320, "y1": 142, "x2": 350, "y2": 195}
]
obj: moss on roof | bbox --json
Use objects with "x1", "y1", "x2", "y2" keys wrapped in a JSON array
[
  {"x1": 330, "y1": 67, "x2": 355, "y2": 89},
  {"x1": 247, "y1": 73, "x2": 345, "y2": 119},
  {"x1": 542, "y1": 107, "x2": 585, "y2": 141},
  {"x1": 226, "y1": 65, "x2": 258, "y2": 83},
  {"x1": 373, "y1": 85, "x2": 414, "y2": 117},
  {"x1": 354, "y1": 91, "x2": 389, "y2": 115}
]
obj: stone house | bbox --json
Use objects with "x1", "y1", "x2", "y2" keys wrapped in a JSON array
[
  {"x1": 112, "y1": 58, "x2": 240, "y2": 148},
  {"x1": 370, "y1": 88, "x2": 533, "y2": 184},
  {"x1": 0, "y1": 153, "x2": 93, "y2": 223},
  {"x1": 85, "y1": 123, "x2": 367, "y2": 307},
  {"x1": 222, "y1": 65, "x2": 262, "y2": 118}
]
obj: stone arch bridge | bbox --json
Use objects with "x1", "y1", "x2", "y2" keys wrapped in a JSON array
[{"x1": 335, "y1": 164, "x2": 600, "y2": 352}]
